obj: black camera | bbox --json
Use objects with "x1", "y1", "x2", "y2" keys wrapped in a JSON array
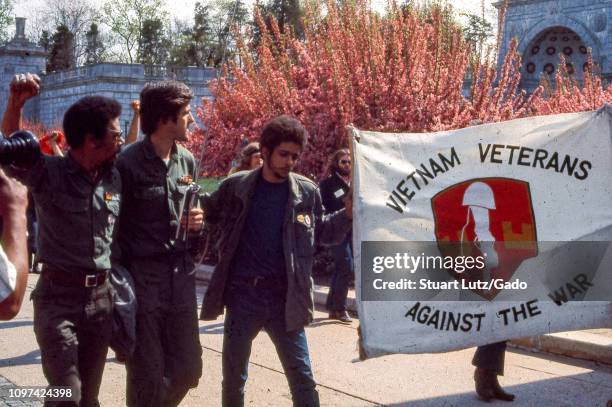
[{"x1": 0, "y1": 130, "x2": 41, "y2": 168}]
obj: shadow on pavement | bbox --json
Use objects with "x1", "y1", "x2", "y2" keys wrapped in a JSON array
[
  {"x1": 308, "y1": 318, "x2": 353, "y2": 328},
  {"x1": 0, "y1": 349, "x2": 41, "y2": 368},
  {"x1": 0, "y1": 319, "x2": 33, "y2": 329},
  {"x1": 199, "y1": 322, "x2": 224, "y2": 335},
  {"x1": 508, "y1": 346, "x2": 612, "y2": 373},
  {"x1": 385, "y1": 371, "x2": 612, "y2": 407}
]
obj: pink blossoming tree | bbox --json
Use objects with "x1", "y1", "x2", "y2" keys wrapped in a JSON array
[{"x1": 188, "y1": 0, "x2": 611, "y2": 179}]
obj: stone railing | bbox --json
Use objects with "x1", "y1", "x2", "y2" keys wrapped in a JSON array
[
  {"x1": 144, "y1": 64, "x2": 217, "y2": 83},
  {"x1": 144, "y1": 64, "x2": 180, "y2": 79},
  {"x1": 44, "y1": 63, "x2": 217, "y2": 86},
  {"x1": 44, "y1": 66, "x2": 95, "y2": 85}
]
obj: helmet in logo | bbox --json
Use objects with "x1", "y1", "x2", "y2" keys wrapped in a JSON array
[
  {"x1": 462, "y1": 181, "x2": 495, "y2": 208},
  {"x1": 431, "y1": 178, "x2": 538, "y2": 299}
]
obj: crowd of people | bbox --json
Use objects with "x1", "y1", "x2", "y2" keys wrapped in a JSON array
[{"x1": 0, "y1": 71, "x2": 524, "y2": 406}]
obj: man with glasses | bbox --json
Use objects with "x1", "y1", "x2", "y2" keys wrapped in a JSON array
[
  {"x1": 2, "y1": 72, "x2": 123, "y2": 406},
  {"x1": 116, "y1": 80, "x2": 203, "y2": 406},
  {"x1": 319, "y1": 149, "x2": 353, "y2": 323}
]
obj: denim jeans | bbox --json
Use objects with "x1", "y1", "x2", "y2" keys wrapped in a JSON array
[
  {"x1": 326, "y1": 237, "x2": 353, "y2": 312},
  {"x1": 222, "y1": 282, "x2": 319, "y2": 407}
]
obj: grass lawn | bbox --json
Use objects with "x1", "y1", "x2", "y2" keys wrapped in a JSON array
[{"x1": 197, "y1": 177, "x2": 223, "y2": 194}]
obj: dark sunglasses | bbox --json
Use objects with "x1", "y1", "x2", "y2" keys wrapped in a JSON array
[{"x1": 339, "y1": 159, "x2": 351, "y2": 165}]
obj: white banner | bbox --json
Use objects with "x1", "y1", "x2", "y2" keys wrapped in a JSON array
[{"x1": 352, "y1": 105, "x2": 612, "y2": 358}]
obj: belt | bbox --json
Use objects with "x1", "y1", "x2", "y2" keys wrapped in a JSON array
[
  {"x1": 231, "y1": 275, "x2": 287, "y2": 289},
  {"x1": 41, "y1": 265, "x2": 109, "y2": 288}
]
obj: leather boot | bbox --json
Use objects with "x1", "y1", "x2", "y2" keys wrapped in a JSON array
[
  {"x1": 474, "y1": 367, "x2": 515, "y2": 402},
  {"x1": 474, "y1": 367, "x2": 495, "y2": 402},
  {"x1": 491, "y1": 373, "x2": 515, "y2": 401}
]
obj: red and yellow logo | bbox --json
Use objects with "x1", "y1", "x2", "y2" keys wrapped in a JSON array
[{"x1": 431, "y1": 178, "x2": 538, "y2": 299}]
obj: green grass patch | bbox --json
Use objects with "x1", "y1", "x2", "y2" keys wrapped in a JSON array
[{"x1": 197, "y1": 177, "x2": 223, "y2": 193}]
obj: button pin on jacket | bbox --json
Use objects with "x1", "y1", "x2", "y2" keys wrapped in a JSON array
[
  {"x1": 104, "y1": 192, "x2": 120, "y2": 201},
  {"x1": 296, "y1": 213, "x2": 311, "y2": 227},
  {"x1": 178, "y1": 175, "x2": 193, "y2": 185}
]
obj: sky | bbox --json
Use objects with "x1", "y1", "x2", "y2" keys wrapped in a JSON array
[{"x1": 13, "y1": 0, "x2": 495, "y2": 29}]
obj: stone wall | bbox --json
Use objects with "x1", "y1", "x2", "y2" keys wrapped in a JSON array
[
  {"x1": 0, "y1": 53, "x2": 46, "y2": 126},
  {"x1": 0, "y1": 18, "x2": 217, "y2": 135},
  {"x1": 37, "y1": 64, "x2": 216, "y2": 132},
  {"x1": 497, "y1": 0, "x2": 611, "y2": 92},
  {"x1": 0, "y1": 18, "x2": 47, "y2": 129}
]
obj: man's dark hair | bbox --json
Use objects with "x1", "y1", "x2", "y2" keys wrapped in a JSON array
[
  {"x1": 328, "y1": 148, "x2": 350, "y2": 175},
  {"x1": 140, "y1": 80, "x2": 193, "y2": 135},
  {"x1": 62, "y1": 96, "x2": 121, "y2": 149},
  {"x1": 260, "y1": 115, "x2": 308, "y2": 153}
]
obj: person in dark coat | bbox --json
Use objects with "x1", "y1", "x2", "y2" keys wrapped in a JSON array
[
  {"x1": 319, "y1": 149, "x2": 353, "y2": 323},
  {"x1": 200, "y1": 116, "x2": 352, "y2": 407}
]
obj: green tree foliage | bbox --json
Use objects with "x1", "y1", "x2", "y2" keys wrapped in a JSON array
[
  {"x1": 85, "y1": 23, "x2": 105, "y2": 65},
  {"x1": 169, "y1": 0, "x2": 251, "y2": 68},
  {"x1": 0, "y1": 0, "x2": 12, "y2": 43},
  {"x1": 38, "y1": 30, "x2": 51, "y2": 52},
  {"x1": 252, "y1": 0, "x2": 303, "y2": 53},
  {"x1": 460, "y1": 12, "x2": 493, "y2": 62},
  {"x1": 47, "y1": 25, "x2": 75, "y2": 72},
  {"x1": 138, "y1": 18, "x2": 171, "y2": 64},
  {"x1": 169, "y1": 2, "x2": 213, "y2": 66},
  {"x1": 102, "y1": 0, "x2": 169, "y2": 63},
  {"x1": 193, "y1": 2, "x2": 214, "y2": 65},
  {"x1": 168, "y1": 21, "x2": 194, "y2": 66},
  {"x1": 33, "y1": 0, "x2": 99, "y2": 66},
  {"x1": 260, "y1": 0, "x2": 303, "y2": 38},
  {"x1": 461, "y1": 13, "x2": 493, "y2": 45},
  {"x1": 208, "y1": 0, "x2": 249, "y2": 66}
]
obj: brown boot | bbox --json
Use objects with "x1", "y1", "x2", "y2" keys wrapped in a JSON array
[
  {"x1": 491, "y1": 373, "x2": 515, "y2": 401},
  {"x1": 474, "y1": 367, "x2": 495, "y2": 402},
  {"x1": 474, "y1": 368, "x2": 515, "y2": 402}
]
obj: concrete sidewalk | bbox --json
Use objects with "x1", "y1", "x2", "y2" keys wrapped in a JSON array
[
  {"x1": 2, "y1": 273, "x2": 612, "y2": 406},
  {"x1": 0, "y1": 275, "x2": 612, "y2": 407},
  {"x1": 197, "y1": 265, "x2": 612, "y2": 366}
]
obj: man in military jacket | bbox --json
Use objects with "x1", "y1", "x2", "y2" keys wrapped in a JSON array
[
  {"x1": 200, "y1": 115, "x2": 352, "y2": 407},
  {"x1": 116, "y1": 80, "x2": 203, "y2": 407},
  {"x1": 2, "y1": 73, "x2": 123, "y2": 406}
]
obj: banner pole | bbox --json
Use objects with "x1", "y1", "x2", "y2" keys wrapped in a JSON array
[
  {"x1": 346, "y1": 125, "x2": 368, "y2": 360},
  {"x1": 346, "y1": 125, "x2": 359, "y2": 181}
]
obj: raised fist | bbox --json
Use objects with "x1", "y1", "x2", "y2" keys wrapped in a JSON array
[
  {"x1": 9, "y1": 73, "x2": 41, "y2": 108},
  {"x1": 130, "y1": 100, "x2": 140, "y2": 114},
  {"x1": 48, "y1": 131, "x2": 60, "y2": 143}
]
